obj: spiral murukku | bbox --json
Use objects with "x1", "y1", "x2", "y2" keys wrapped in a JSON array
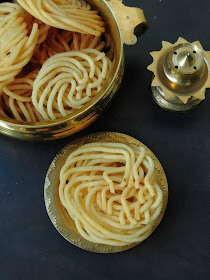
[
  {"x1": 2, "y1": 69, "x2": 44, "y2": 122},
  {"x1": 0, "y1": 3, "x2": 39, "y2": 85},
  {"x1": 59, "y1": 142, "x2": 163, "y2": 246},
  {"x1": 17, "y1": 0, "x2": 105, "y2": 36},
  {"x1": 32, "y1": 49, "x2": 112, "y2": 120},
  {"x1": 0, "y1": 1, "x2": 113, "y2": 122}
]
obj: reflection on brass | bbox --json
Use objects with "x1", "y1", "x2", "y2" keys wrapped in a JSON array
[
  {"x1": 44, "y1": 132, "x2": 168, "y2": 253},
  {"x1": 148, "y1": 38, "x2": 210, "y2": 111},
  {"x1": 0, "y1": 0, "x2": 148, "y2": 140}
]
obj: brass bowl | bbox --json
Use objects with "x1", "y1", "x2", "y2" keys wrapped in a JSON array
[
  {"x1": 44, "y1": 132, "x2": 168, "y2": 253},
  {"x1": 0, "y1": 0, "x2": 148, "y2": 140}
]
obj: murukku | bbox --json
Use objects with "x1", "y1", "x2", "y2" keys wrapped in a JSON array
[
  {"x1": 0, "y1": 3, "x2": 39, "y2": 85},
  {"x1": 32, "y1": 49, "x2": 112, "y2": 120},
  {"x1": 24, "y1": 11, "x2": 51, "y2": 45},
  {"x1": 0, "y1": 1, "x2": 113, "y2": 122},
  {"x1": 59, "y1": 142, "x2": 163, "y2": 246},
  {"x1": 32, "y1": 28, "x2": 109, "y2": 65},
  {"x1": 2, "y1": 69, "x2": 44, "y2": 122},
  {"x1": 17, "y1": 0, "x2": 105, "y2": 36}
]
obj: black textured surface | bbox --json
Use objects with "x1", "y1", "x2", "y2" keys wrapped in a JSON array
[{"x1": 0, "y1": 0, "x2": 210, "y2": 279}]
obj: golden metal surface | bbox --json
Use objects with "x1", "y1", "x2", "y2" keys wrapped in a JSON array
[
  {"x1": 148, "y1": 37, "x2": 210, "y2": 112},
  {"x1": 44, "y1": 132, "x2": 168, "y2": 253},
  {"x1": 0, "y1": 0, "x2": 148, "y2": 141},
  {"x1": 105, "y1": 0, "x2": 149, "y2": 45}
]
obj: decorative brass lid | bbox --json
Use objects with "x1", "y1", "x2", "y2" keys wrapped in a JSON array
[{"x1": 148, "y1": 38, "x2": 210, "y2": 111}]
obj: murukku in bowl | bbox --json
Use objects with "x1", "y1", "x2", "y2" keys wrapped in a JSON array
[{"x1": 0, "y1": 0, "x2": 148, "y2": 140}]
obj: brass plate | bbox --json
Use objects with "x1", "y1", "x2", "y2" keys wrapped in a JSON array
[{"x1": 44, "y1": 132, "x2": 168, "y2": 253}]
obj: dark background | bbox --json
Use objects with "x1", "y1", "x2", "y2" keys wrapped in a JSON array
[{"x1": 0, "y1": 0, "x2": 210, "y2": 279}]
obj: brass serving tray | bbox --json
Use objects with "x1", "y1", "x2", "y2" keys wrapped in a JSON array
[
  {"x1": 0, "y1": 0, "x2": 148, "y2": 141},
  {"x1": 44, "y1": 132, "x2": 168, "y2": 253}
]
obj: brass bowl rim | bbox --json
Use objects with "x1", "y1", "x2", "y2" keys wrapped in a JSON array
[{"x1": 0, "y1": 0, "x2": 123, "y2": 129}]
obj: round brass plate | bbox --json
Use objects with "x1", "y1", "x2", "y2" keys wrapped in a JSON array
[{"x1": 44, "y1": 132, "x2": 168, "y2": 253}]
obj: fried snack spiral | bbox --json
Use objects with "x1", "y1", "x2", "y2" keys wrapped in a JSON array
[
  {"x1": 1, "y1": 69, "x2": 44, "y2": 122},
  {"x1": 17, "y1": 0, "x2": 105, "y2": 36},
  {"x1": 32, "y1": 49, "x2": 112, "y2": 120},
  {"x1": 0, "y1": 3, "x2": 39, "y2": 85},
  {"x1": 32, "y1": 28, "x2": 108, "y2": 65},
  {"x1": 59, "y1": 142, "x2": 163, "y2": 246}
]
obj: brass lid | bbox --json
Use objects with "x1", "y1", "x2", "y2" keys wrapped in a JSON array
[{"x1": 148, "y1": 38, "x2": 210, "y2": 111}]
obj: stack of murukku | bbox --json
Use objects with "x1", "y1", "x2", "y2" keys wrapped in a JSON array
[{"x1": 0, "y1": 1, "x2": 113, "y2": 122}]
